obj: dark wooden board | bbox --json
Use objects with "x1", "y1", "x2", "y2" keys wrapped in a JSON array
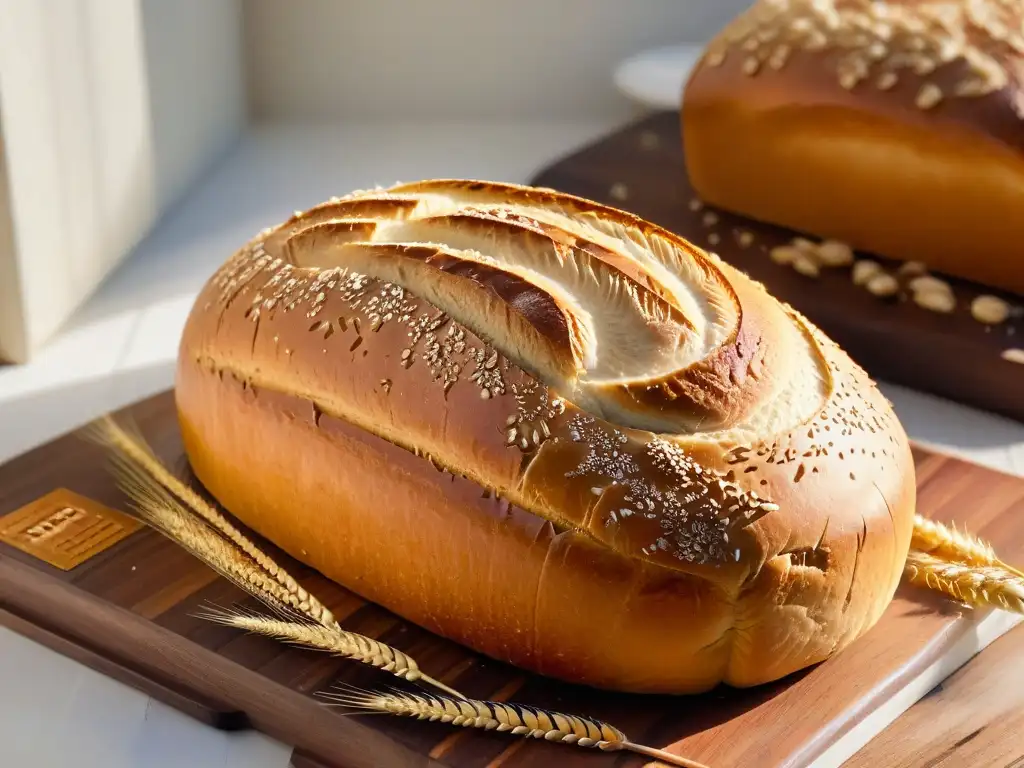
[
  {"x1": 1, "y1": 390, "x2": 1023, "y2": 768},
  {"x1": 528, "y1": 111, "x2": 1024, "y2": 424}
]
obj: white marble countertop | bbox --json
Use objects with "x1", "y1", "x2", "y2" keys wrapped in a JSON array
[{"x1": 1, "y1": 117, "x2": 1023, "y2": 768}]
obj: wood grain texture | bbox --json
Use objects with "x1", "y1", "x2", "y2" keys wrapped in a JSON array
[
  {"x1": 0, "y1": 390, "x2": 1022, "y2": 768},
  {"x1": 528, "y1": 111, "x2": 1024, "y2": 424}
]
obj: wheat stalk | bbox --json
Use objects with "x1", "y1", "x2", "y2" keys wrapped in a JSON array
[
  {"x1": 905, "y1": 551, "x2": 1024, "y2": 615},
  {"x1": 320, "y1": 686, "x2": 710, "y2": 768},
  {"x1": 912, "y1": 515, "x2": 1024, "y2": 578},
  {"x1": 83, "y1": 414, "x2": 464, "y2": 699}
]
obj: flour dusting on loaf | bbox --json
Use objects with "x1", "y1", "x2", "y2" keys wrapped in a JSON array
[{"x1": 176, "y1": 180, "x2": 916, "y2": 693}]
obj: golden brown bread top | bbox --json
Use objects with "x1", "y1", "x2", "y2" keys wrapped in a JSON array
[
  {"x1": 184, "y1": 180, "x2": 914, "y2": 587},
  {"x1": 692, "y1": 0, "x2": 1024, "y2": 152}
]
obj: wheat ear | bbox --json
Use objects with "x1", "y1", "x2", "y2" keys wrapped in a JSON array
[
  {"x1": 83, "y1": 415, "x2": 336, "y2": 626},
  {"x1": 320, "y1": 686, "x2": 710, "y2": 768},
  {"x1": 912, "y1": 515, "x2": 1024, "y2": 578},
  {"x1": 111, "y1": 462, "x2": 323, "y2": 621},
  {"x1": 905, "y1": 551, "x2": 1024, "y2": 615},
  {"x1": 83, "y1": 414, "x2": 464, "y2": 699},
  {"x1": 196, "y1": 605, "x2": 427, "y2": 681}
]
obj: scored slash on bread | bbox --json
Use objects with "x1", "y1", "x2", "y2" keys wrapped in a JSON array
[{"x1": 176, "y1": 179, "x2": 916, "y2": 693}]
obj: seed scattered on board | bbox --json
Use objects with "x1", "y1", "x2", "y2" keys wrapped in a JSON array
[
  {"x1": 852, "y1": 260, "x2": 881, "y2": 286},
  {"x1": 761, "y1": 235, "x2": 1020, "y2": 335},
  {"x1": 971, "y1": 295, "x2": 1010, "y2": 325},
  {"x1": 866, "y1": 273, "x2": 899, "y2": 298}
]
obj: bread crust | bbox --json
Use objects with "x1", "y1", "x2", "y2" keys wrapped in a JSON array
[
  {"x1": 175, "y1": 180, "x2": 916, "y2": 693},
  {"x1": 682, "y1": 0, "x2": 1024, "y2": 295}
]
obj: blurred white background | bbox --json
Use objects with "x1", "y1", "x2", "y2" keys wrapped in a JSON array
[{"x1": 242, "y1": 0, "x2": 745, "y2": 119}]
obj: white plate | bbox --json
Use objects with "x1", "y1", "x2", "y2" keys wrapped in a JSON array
[{"x1": 613, "y1": 44, "x2": 705, "y2": 110}]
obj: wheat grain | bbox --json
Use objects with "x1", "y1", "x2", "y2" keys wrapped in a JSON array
[
  {"x1": 320, "y1": 686, "x2": 710, "y2": 768},
  {"x1": 912, "y1": 515, "x2": 1024, "y2": 579},
  {"x1": 83, "y1": 416, "x2": 337, "y2": 627},
  {"x1": 905, "y1": 551, "x2": 1024, "y2": 615},
  {"x1": 85, "y1": 414, "x2": 464, "y2": 699}
]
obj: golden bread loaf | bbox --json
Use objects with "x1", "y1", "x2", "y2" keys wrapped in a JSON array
[
  {"x1": 682, "y1": 0, "x2": 1024, "y2": 295},
  {"x1": 175, "y1": 180, "x2": 916, "y2": 694}
]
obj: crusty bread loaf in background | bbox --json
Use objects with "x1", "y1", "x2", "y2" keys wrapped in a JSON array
[
  {"x1": 175, "y1": 180, "x2": 915, "y2": 694},
  {"x1": 681, "y1": 0, "x2": 1024, "y2": 295}
]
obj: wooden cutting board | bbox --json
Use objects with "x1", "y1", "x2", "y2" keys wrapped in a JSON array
[
  {"x1": 528, "y1": 111, "x2": 1024, "y2": 424},
  {"x1": 0, "y1": 390, "x2": 1022, "y2": 768}
]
